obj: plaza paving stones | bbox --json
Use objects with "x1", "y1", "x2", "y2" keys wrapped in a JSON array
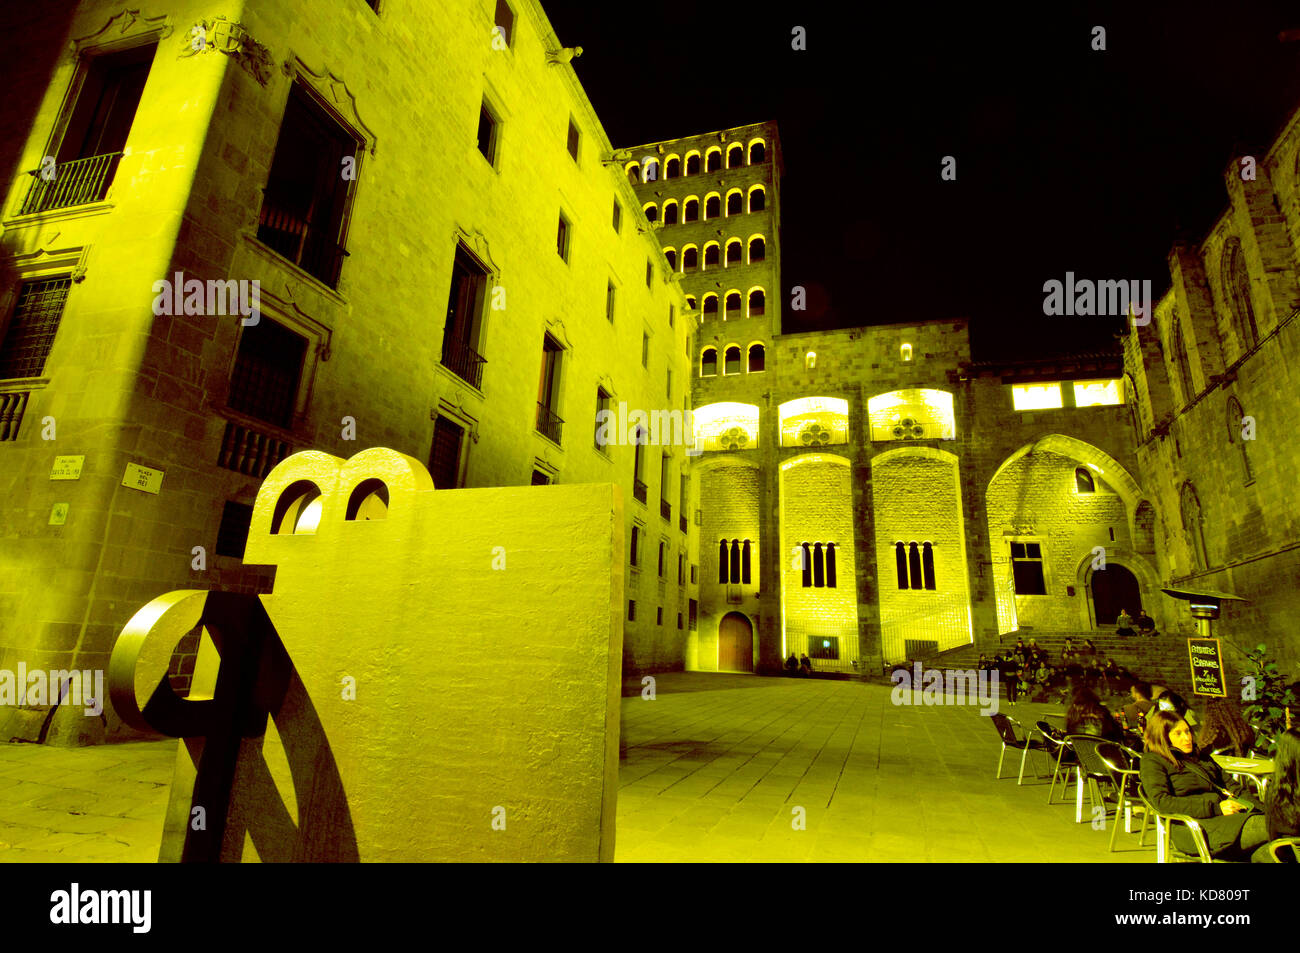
[{"x1": 0, "y1": 673, "x2": 1153, "y2": 862}]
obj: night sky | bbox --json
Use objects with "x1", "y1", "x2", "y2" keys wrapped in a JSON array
[{"x1": 542, "y1": 0, "x2": 1300, "y2": 361}]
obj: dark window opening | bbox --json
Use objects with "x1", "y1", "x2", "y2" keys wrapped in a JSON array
[
  {"x1": 0, "y1": 277, "x2": 72, "y2": 380},
  {"x1": 706, "y1": 151, "x2": 721, "y2": 172},
  {"x1": 727, "y1": 192, "x2": 743, "y2": 215},
  {"x1": 922, "y1": 542, "x2": 935, "y2": 590},
  {"x1": 1010, "y1": 541, "x2": 1047, "y2": 595},
  {"x1": 908, "y1": 542, "x2": 922, "y2": 590},
  {"x1": 429, "y1": 415, "x2": 465, "y2": 490},
  {"x1": 895, "y1": 542, "x2": 908, "y2": 589},
  {"x1": 495, "y1": 0, "x2": 515, "y2": 46},
  {"x1": 724, "y1": 346, "x2": 742, "y2": 375},
  {"x1": 750, "y1": 189, "x2": 765, "y2": 212},
  {"x1": 748, "y1": 344, "x2": 765, "y2": 373},
  {"x1": 441, "y1": 243, "x2": 490, "y2": 388},
  {"x1": 476, "y1": 101, "x2": 499, "y2": 165},
  {"x1": 1075, "y1": 467, "x2": 1095, "y2": 493},
  {"x1": 227, "y1": 319, "x2": 307, "y2": 429}
]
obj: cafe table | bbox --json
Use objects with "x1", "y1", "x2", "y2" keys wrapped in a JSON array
[{"x1": 1212, "y1": 753, "x2": 1274, "y2": 798}]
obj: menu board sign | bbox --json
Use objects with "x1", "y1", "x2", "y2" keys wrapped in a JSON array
[{"x1": 1188, "y1": 638, "x2": 1227, "y2": 697}]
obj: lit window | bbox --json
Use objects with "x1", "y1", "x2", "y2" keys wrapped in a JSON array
[
  {"x1": 1072, "y1": 379, "x2": 1123, "y2": 407},
  {"x1": 900, "y1": 343, "x2": 912, "y2": 362},
  {"x1": 806, "y1": 351, "x2": 816, "y2": 369},
  {"x1": 1011, "y1": 382, "x2": 1063, "y2": 411}
]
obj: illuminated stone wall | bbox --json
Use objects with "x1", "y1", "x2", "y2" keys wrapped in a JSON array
[
  {"x1": 780, "y1": 457, "x2": 857, "y2": 669},
  {"x1": 693, "y1": 462, "x2": 761, "y2": 671}
]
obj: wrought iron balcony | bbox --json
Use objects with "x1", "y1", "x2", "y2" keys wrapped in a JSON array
[
  {"x1": 660, "y1": 499, "x2": 671, "y2": 521},
  {"x1": 441, "y1": 336, "x2": 487, "y2": 390},
  {"x1": 632, "y1": 479, "x2": 647, "y2": 504},
  {"x1": 21, "y1": 152, "x2": 122, "y2": 214},
  {"x1": 256, "y1": 196, "x2": 349, "y2": 288},
  {"x1": 536, "y1": 401, "x2": 563, "y2": 444}
]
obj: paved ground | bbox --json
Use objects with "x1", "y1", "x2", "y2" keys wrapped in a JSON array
[{"x1": 0, "y1": 673, "x2": 1155, "y2": 862}]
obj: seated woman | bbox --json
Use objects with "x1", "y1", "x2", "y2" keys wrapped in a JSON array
[
  {"x1": 1257, "y1": 727, "x2": 1300, "y2": 861},
  {"x1": 1196, "y1": 697, "x2": 1255, "y2": 756},
  {"x1": 1066, "y1": 688, "x2": 1125, "y2": 741},
  {"x1": 1140, "y1": 710, "x2": 1269, "y2": 861},
  {"x1": 1115, "y1": 608, "x2": 1136, "y2": 637}
]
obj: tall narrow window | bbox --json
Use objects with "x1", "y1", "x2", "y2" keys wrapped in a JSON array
[
  {"x1": 678, "y1": 553, "x2": 685, "y2": 585},
  {"x1": 1171, "y1": 316, "x2": 1194, "y2": 404},
  {"x1": 729, "y1": 539, "x2": 740, "y2": 583},
  {"x1": 719, "y1": 539, "x2": 729, "y2": 583},
  {"x1": 1227, "y1": 397, "x2": 1254, "y2": 483},
  {"x1": 633, "y1": 427, "x2": 646, "y2": 502},
  {"x1": 1180, "y1": 483, "x2": 1208, "y2": 571},
  {"x1": 727, "y1": 144, "x2": 744, "y2": 168},
  {"x1": 566, "y1": 117, "x2": 580, "y2": 161},
  {"x1": 802, "y1": 543, "x2": 813, "y2": 588},
  {"x1": 536, "y1": 334, "x2": 563, "y2": 444},
  {"x1": 228, "y1": 319, "x2": 307, "y2": 429},
  {"x1": 895, "y1": 542, "x2": 908, "y2": 589},
  {"x1": 0, "y1": 277, "x2": 73, "y2": 380},
  {"x1": 826, "y1": 543, "x2": 837, "y2": 588},
  {"x1": 908, "y1": 542, "x2": 922, "y2": 590},
  {"x1": 595, "y1": 386, "x2": 611, "y2": 451},
  {"x1": 612, "y1": 199, "x2": 621, "y2": 233},
  {"x1": 645, "y1": 260, "x2": 652, "y2": 287},
  {"x1": 921, "y1": 542, "x2": 935, "y2": 590},
  {"x1": 686, "y1": 153, "x2": 700, "y2": 176},
  {"x1": 748, "y1": 344, "x2": 765, "y2": 373},
  {"x1": 631, "y1": 524, "x2": 640, "y2": 567},
  {"x1": 701, "y1": 347, "x2": 717, "y2": 377},
  {"x1": 257, "y1": 83, "x2": 359, "y2": 288},
  {"x1": 441, "y1": 243, "x2": 490, "y2": 389},
  {"x1": 1075, "y1": 467, "x2": 1095, "y2": 493},
  {"x1": 642, "y1": 332, "x2": 650, "y2": 367},
  {"x1": 724, "y1": 346, "x2": 742, "y2": 375},
  {"x1": 749, "y1": 141, "x2": 765, "y2": 164},
  {"x1": 684, "y1": 198, "x2": 699, "y2": 222},
  {"x1": 706, "y1": 150, "x2": 721, "y2": 172},
  {"x1": 606, "y1": 281, "x2": 616, "y2": 322},
  {"x1": 705, "y1": 195, "x2": 720, "y2": 219},
  {"x1": 1010, "y1": 542, "x2": 1047, "y2": 595},
  {"x1": 24, "y1": 44, "x2": 155, "y2": 214},
  {"x1": 1222, "y1": 238, "x2": 1259, "y2": 352},
  {"x1": 557, "y1": 211, "x2": 570, "y2": 261},
  {"x1": 749, "y1": 188, "x2": 765, "y2": 212},
  {"x1": 813, "y1": 543, "x2": 825, "y2": 587},
  {"x1": 727, "y1": 192, "x2": 743, "y2": 215},
  {"x1": 476, "y1": 100, "x2": 499, "y2": 166},
  {"x1": 658, "y1": 540, "x2": 666, "y2": 577},
  {"x1": 429, "y1": 415, "x2": 465, "y2": 490},
  {"x1": 494, "y1": 0, "x2": 515, "y2": 46},
  {"x1": 741, "y1": 539, "x2": 751, "y2": 584}
]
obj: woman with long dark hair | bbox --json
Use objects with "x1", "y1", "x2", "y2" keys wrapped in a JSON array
[
  {"x1": 1196, "y1": 697, "x2": 1256, "y2": 757},
  {"x1": 1140, "y1": 710, "x2": 1268, "y2": 861},
  {"x1": 1264, "y1": 728, "x2": 1300, "y2": 845},
  {"x1": 1065, "y1": 687, "x2": 1124, "y2": 742}
]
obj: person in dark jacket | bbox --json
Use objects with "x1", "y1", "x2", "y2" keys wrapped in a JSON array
[
  {"x1": 1065, "y1": 688, "x2": 1124, "y2": 741},
  {"x1": 1262, "y1": 727, "x2": 1300, "y2": 855},
  {"x1": 1140, "y1": 710, "x2": 1268, "y2": 861}
]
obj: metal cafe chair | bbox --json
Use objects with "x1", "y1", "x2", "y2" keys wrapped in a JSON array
[
  {"x1": 1036, "y1": 721, "x2": 1077, "y2": 804},
  {"x1": 1265, "y1": 837, "x2": 1300, "y2": 863},
  {"x1": 990, "y1": 713, "x2": 1054, "y2": 784},
  {"x1": 1067, "y1": 734, "x2": 1119, "y2": 824},
  {"x1": 1097, "y1": 742, "x2": 1146, "y2": 852},
  {"x1": 1136, "y1": 784, "x2": 1214, "y2": 863}
]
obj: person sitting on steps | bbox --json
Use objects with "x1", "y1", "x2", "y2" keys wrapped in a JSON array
[{"x1": 1115, "y1": 608, "x2": 1136, "y2": 637}]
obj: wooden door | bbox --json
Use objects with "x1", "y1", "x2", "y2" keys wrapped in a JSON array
[{"x1": 718, "y1": 612, "x2": 753, "y2": 672}]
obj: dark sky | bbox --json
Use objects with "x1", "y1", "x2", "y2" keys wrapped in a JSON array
[{"x1": 542, "y1": 0, "x2": 1300, "y2": 361}]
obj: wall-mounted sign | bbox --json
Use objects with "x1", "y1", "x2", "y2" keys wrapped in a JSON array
[
  {"x1": 49, "y1": 503, "x2": 69, "y2": 525},
  {"x1": 50, "y1": 455, "x2": 85, "y2": 480},
  {"x1": 122, "y1": 462, "x2": 164, "y2": 495},
  {"x1": 1188, "y1": 637, "x2": 1227, "y2": 697}
]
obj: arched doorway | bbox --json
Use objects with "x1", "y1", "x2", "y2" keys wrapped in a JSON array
[
  {"x1": 718, "y1": 612, "x2": 753, "y2": 672},
  {"x1": 1090, "y1": 565, "x2": 1142, "y2": 626}
]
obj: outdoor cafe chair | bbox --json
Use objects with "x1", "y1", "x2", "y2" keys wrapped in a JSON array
[
  {"x1": 1097, "y1": 742, "x2": 1146, "y2": 852},
  {"x1": 1136, "y1": 784, "x2": 1214, "y2": 863},
  {"x1": 991, "y1": 713, "x2": 1053, "y2": 784},
  {"x1": 1067, "y1": 734, "x2": 1119, "y2": 824},
  {"x1": 1265, "y1": 837, "x2": 1300, "y2": 863},
  {"x1": 1036, "y1": 721, "x2": 1077, "y2": 805}
]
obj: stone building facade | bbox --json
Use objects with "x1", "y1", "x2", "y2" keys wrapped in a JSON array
[{"x1": 1124, "y1": 101, "x2": 1300, "y2": 678}]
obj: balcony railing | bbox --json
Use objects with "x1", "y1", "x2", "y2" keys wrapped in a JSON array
[
  {"x1": 536, "y1": 401, "x2": 563, "y2": 444},
  {"x1": 21, "y1": 152, "x2": 122, "y2": 214},
  {"x1": 441, "y1": 336, "x2": 486, "y2": 390},
  {"x1": 660, "y1": 499, "x2": 671, "y2": 521},
  {"x1": 633, "y1": 479, "x2": 647, "y2": 504},
  {"x1": 0, "y1": 390, "x2": 31, "y2": 440},
  {"x1": 217, "y1": 418, "x2": 292, "y2": 479},
  {"x1": 256, "y1": 196, "x2": 349, "y2": 288}
]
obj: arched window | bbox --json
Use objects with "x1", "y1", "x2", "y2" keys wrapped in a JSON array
[
  {"x1": 748, "y1": 344, "x2": 765, "y2": 372},
  {"x1": 1180, "y1": 482, "x2": 1208, "y2": 571},
  {"x1": 700, "y1": 347, "x2": 717, "y2": 376},
  {"x1": 826, "y1": 543, "x2": 837, "y2": 588},
  {"x1": 727, "y1": 144, "x2": 744, "y2": 168},
  {"x1": 749, "y1": 237, "x2": 765, "y2": 262},
  {"x1": 895, "y1": 542, "x2": 908, "y2": 589},
  {"x1": 725, "y1": 293, "x2": 742, "y2": 318},
  {"x1": 718, "y1": 539, "x2": 729, "y2": 583},
  {"x1": 665, "y1": 156, "x2": 680, "y2": 178},
  {"x1": 748, "y1": 289, "x2": 765, "y2": 316},
  {"x1": 1075, "y1": 467, "x2": 1095, "y2": 493},
  {"x1": 802, "y1": 542, "x2": 812, "y2": 587},
  {"x1": 1222, "y1": 237, "x2": 1259, "y2": 352},
  {"x1": 704, "y1": 243, "x2": 720, "y2": 268},
  {"x1": 726, "y1": 241, "x2": 742, "y2": 265},
  {"x1": 643, "y1": 203, "x2": 658, "y2": 222},
  {"x1": 663, "y1": 200, "x2": 678, "y2": 225},
  {"x1": 684, "y1": 198, "x2": 699, "y2": 222},
  {"x1": 706, "y1": 149, "x2": 721, "y2": 172},
  {"x1": 1171, "y1": 314, "x2": 1194, "y2": 404},
  {"x1": 741, "y1": 539, "x2": 751, "y2": 584},
  {"x1": 686, "y1": 153, "x2": 700, "y2": 176},
  {"x1": 729, "y1": 539, "x2": 741, "y2": 582},
  {"x1": 685, "y1": 295, "x2": 697, "y2": 311},
  {"x1": 813, "y1": 543, "x2": 825, "y2": 587},
  {"x1": 724, "y1": 345, "x2": 742, "y2": 375},
  {"x1": 702, "y1": 294, "x2": 718, "y2": 317},
  {"x1": 908, "y1": 542, "x2": 922, "y2": 590},
  {"x1": 664, "y1": 248, "x2": 677, "y2": 270},
  {"x1": 705, "y1": 195, "x2": 720, "y2": 219},
  {"x1": 805, "y1": 351, "x2": 816, "y2": 369},
  {"x1": 682, "y1": 247, "x2": 699, "y2": 271},
  {"x1": 749, "y1": 141, "x2": 765, "y2": 164},
  {"x1": 749, "y1": 187, "x2": 765, "y2": 212},
  {"x1": 1227, "y1": 397, "x2": 1254, "y2": 483},
  {"x1": 727, "y1": 192, "x2": 743, "y2": 215},
  {"x1": 626, "y1": 164, "x2": 640, "y2": 184},
  {"x1": 921, "y1": 542, "x2": 935, "y2": 590}
]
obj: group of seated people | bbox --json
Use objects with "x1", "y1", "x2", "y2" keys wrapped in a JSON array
[
  {"x1": 784, "y1": 653, "x2": 814, "y2": 676},
  {"x1": 1055, "y1": 680, "x2": 1299, "y2": 862},
  {"x1": 1114, "y1": 608, "x2": 1156, "y2": 637},
  {"x1": 978, "y1": 639, "x2": 1131, "y2": 703}
]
